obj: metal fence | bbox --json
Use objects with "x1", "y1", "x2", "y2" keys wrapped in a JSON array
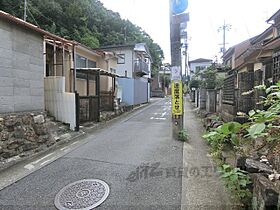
[
  {"x1": 79, "y1": 96, "x2": 99, "y2": 122},
  {"x1": 222, "y1": 74, "x2": 235, "y2": 104},
  {"x1": 100, "y1": 92, "x2": 114, "y2": 111}
]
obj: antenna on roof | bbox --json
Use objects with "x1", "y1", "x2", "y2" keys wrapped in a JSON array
[{"x1": 24, "y1": 0, "x2": 27, "y2": 21}]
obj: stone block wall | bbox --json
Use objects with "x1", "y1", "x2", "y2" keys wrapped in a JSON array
[
  {"x1": 0, "y1": 18, "x2": 44, "y2": 113},
  {"x1": 0, "y1": 112, "x2": 55, "y2": 161}
]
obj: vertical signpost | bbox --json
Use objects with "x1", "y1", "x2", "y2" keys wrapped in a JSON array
[{"x1": 170, "y1": 0, "x2": 189, "y2": 137}]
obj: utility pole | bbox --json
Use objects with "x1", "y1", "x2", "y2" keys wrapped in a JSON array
[
  {"x1": 218, "y1": 20, "x2": 231, "y2": 54},
  {"x1": 169, "y1": 0, "x2": 189, "y2": 138},
  {"x1": 24, "y1": 0, "x2": 27, "y2": 21},
  {"x1": 123, "y1": 26, "x2": 127, "y2": 44}
]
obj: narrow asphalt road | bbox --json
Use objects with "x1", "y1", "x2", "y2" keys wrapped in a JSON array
[{"x1": 0, "y1": 98, "x2": 184, "y2": 210}]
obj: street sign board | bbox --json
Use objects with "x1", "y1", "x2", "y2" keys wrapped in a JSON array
[
  {"x1": 172, "y1": 81, "x2": 183, "y2": 115},
  {"x1": 171, "y1": 66, "x2": 181, "y2": 81},
  {"x1": 171, "y1": 0, "x2": 188, "y2": 15},
  {"x1": 171, "y1": 13, "x2": 189, "y2": 24}
]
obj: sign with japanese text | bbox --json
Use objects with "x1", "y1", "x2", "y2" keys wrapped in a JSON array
[{"x1": 172, "y1": 81, "x2": 183, "y2": 115}]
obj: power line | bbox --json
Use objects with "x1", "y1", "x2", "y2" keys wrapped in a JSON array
[{"x1": 26, "y1": 4, "x2": 40, "y2": 27}]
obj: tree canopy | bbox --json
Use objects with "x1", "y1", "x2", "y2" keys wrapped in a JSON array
[{"x1": 0, "y1": 0, "x2": 164, "y2": 75}]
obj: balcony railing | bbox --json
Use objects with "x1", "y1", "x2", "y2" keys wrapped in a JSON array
[{"x1": 134, "y1": 60, "x2": 149, "y2": 76}]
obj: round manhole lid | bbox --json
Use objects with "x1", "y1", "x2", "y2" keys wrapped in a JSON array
[{"x1": 54, "y1": 179, "x2": 110, "y2": 210}]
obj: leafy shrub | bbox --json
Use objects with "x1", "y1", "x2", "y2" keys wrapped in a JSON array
[
  {"x1": 178, "y1": 129, "x2": 188, "y2": 142},
  {"x1": 218, "y1": 164, "x2": 252, "y2": 203}
]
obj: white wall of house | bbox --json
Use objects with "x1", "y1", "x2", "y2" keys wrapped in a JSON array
[
  {"x1": 189, "y1": 61, "x2": 212, "y2": 74},
  {"x1": 0, "y1": 19, "x2": 44, "y2": 113},
  {"x1": 113, "y1": 49, "x2": 133, "y2": 78}
]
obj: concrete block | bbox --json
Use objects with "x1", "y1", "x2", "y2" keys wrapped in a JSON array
[
  {"x1": 29, "y1": 72, "x2": 43, "y2": 80},
  {"x1": 0, "y1": 28, "x2": 12, "y2": 40},
  {"x1": 30, "y1": 57, "x2": 43, "y2": 66},
  {"x1": 0, "y1": 40, "x2": 12, "y2": 50},
  {"x1": 31, "y1": 96, "x2": 44, "y2": 110},
  {"x1": 0, "y1": 67, "x2": 14, "y2": 78},
  {"x1": 12, "y1": 38, "x2": 30, "y2": 55},
  {"x1": 15, "y1": 69, "x2": 32, "y2": 80},
  {"x1": 30, "y1": 80, "x2": 44, "y2": 88},
  {"x1": 0, "y1": 48, "x2": 13, "y2": 59},
  {"x1": 0, "y1": 57, "x2": 13, "y2": 68},
  {"x1": 0, "y1": 20, "x2": 12, "y2": 32},
  {"x1": 0, "y1": 87, "x2": 13, "y2": 96},
  {"x1": 14, "y1": 87, "x2": 30, "y2": 96},
  {"x1": 30, "y1": 88, "x2": 43, "y2": 96},
  {"x1": 28, "y1": 41, "x2": 43, "y2": 58},
  {"x1": 0, "y1": 77, "x2": 14, "y2": 87},
  {"x1": 14, "y1": 96, "x2": 32, "y2": 111},
  {"x1": 0, "y1": 105, "x2": 14, "y2": 113},
  {"x1": 13, "y1": 79, "x2": 30, "y2": 88},
  {"x1": 0, "y1": 96, "x2": 14, "y2": 106},
  {"x1": 30, "y1": 64, "x2": 44, "y2": 73},
  {"x1": 12, "y1": 52, "x2": 30, "y2": 70}
]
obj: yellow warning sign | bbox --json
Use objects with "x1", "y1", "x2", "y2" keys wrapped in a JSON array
[{"x1": 172, "y1": 81, "x2": 183, "y2": 115}]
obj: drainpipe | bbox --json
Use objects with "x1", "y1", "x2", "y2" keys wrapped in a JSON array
[
  {"x1": 43, "y1": 39, "x2": 46, "y2": 77},
  {"x1": 54, "y1": 41, "x2": 57, "y2": 76},
  {"x1": 72, "y1": 45, "x2": 77, "y2": 92}
]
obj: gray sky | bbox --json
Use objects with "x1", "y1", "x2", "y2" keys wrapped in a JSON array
[{"x1": 100, "y1": 0, "x2": 279, "y2": 63}]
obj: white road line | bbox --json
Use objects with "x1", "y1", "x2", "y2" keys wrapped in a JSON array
[
  {"x1": 161, "y1": 112, "x2": 167, "y2": 117},
  {"x1": 150, "y1": 117, "x2": 154, "y2": 120},
  {"x1": 60, "y1": 146, "x2": 68, "y2": 151},
  {"x1": 40, "y1": 157, "x2": 56, "y2": 166},
  {"x1": 24, "y1": 164, "x2": 35, "y2": 170},
  {"x1": 71, "y1": 141, "x2": 78, "y2": 146},
  {"x1": 32, "y1": 153, "x2": 54, "y2": 164},
  {"x1": 154, "y1": 117, "x2": 166, "y2": 120}
]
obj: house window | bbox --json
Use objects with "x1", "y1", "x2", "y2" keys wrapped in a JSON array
[
  {"x1": 76, "y1": 54, "x2": 97, "y2": 68},
  {"x1": 76, "y1": 55, "x2": 87, "y2": 68},
  {"x1": 195, "y1": 66, "x2": 205, "y2": 73},
  {"x1": 76, "y1": 54, "x2": 97, "y2": 79},
  {"x1": 117, "y1": 54, "x2": 125, "y2": 64},
  {"x1": 88, "y1": 60, "x2": 97, "y2": 68}
]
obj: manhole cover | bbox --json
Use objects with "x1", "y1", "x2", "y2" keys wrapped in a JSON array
[{"x1": 54, "y1": 179, "x2": 110, "y2": 210}]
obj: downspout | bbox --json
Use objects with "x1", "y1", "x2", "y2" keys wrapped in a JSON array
[
  {"x1": 62, "y1": 44, "x2": 65, "y2": 76},
  {"x1": 43, "y1": 39, "x2": 46, "y2": 77},
  {"x1": 54, "y1": 41, "x2": 57, "y2": 76},
  {"x1": 73, "y1": 45, "x2": 77, "y2": 92}
]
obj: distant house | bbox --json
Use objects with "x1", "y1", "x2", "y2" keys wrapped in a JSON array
[
  {"x1": 99, "y1": 43, "x2": 152, "y2": 106},
  {"x1": 188, "y1": 58, "x2": 212, "y2": 78}
]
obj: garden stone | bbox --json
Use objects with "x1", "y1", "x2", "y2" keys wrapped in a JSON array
[
  {"x1": 0, "y1": 131, "x2": 9, "y2": 141},
  {"x1": 251, "y1": 174, "x2": 279, "y2": 209},
  {"x1": 33, "y1": 115, "x2": 45, "y2": 124},
  {"x1": 13, "y1": 126, "x2": 25, "y2": 139},
  {"x1": 235, "y1": 153, "x2": 247, "y2": 170},
  {"x1": 33, "y1": 124, "x2": 48, "y2": 136},
  {"x1": 245, "y1": 158, "x2": 274, "y2": 174}
]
